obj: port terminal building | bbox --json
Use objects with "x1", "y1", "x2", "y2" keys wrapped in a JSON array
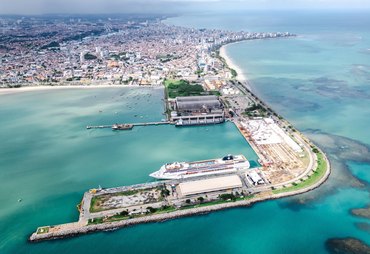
[
  {"x1": 178, "y1": 175, "x2": 242, "y2": 196},
  {"x1": 170, "y1": 95, "x2": 225, "y2": 126}
]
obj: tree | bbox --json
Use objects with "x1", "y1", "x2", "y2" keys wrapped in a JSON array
[
  {"x1": 84, "y1": 53, "x2": 97, "y2": 60},
  {"x1": 197, "y1": 196, "x2": 205, "y2": 203},
  {"x1": 146, "y1": 207, "x2": 157, "y2": 213},
  {"x1": 119, "y1": 210, "x2": 129, "y2": 216},
  {"x1": 219, "y1": 193, "x2": 236, "y2": 201},
  {"x1": 185, "y1": 199, "x2": 191, "y2": 204},
  {"x1": 162, "y1": 205, "x2": 169, "y2": 210},
  {"x1": 160, "y1": 186, "x2": 170, "y2": 197}
]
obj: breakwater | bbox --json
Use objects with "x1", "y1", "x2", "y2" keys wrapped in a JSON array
[{"x1": 29, "y1": 153, "x2": 330, "y2": 243}]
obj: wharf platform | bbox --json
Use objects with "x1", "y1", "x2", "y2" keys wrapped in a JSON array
[{"x1": 86, "y1": 121, "x2": 172, "y2": 129}]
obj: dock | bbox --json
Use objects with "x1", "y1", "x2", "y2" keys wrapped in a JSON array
[{"x1": 86, "y1": 121, "x2": 172, "y2": 129}]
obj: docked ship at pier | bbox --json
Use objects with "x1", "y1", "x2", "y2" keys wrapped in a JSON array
[{"x1": 150, "y1": 154, "x2": 250, "y2": 180}]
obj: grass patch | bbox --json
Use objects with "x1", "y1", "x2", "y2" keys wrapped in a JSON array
[
  {"x1": 90, "y1": 196, "x2": 104, "y2": 213},
  {"x1": 89, "y1": 189, "x2": 146, "y2": 213},
  {"x1": 36, "y1": 227, "x2": 50, "y2": 234},
  {"x1": 181, "y1": 195, "x2": 255, "y2": 210},
  {"x1": 86, "y1": 194, "x2": 259, "y2": 226},
  {"x1": 87, "y1": 206, "x2": 177, "y2": 225},
  {"x1": 87, "y1": 217, "x2": 104, "y2": 225},
  {"x1": 272, "y1": 152, "x2": 328, "y2": 194}
]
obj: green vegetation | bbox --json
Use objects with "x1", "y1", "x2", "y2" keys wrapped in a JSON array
[
  {"x1": 90, "y1": 189, "x2": 144, "y2": 213},
  {"x1": 88, "y1": 205, "x2": 177, "y2": 225},
  {"x1": 219, "y1": 193, "x2": 237, "y2": 201},
  {"x1": 87, "y1": 217, "x2": 104, "y2": 225},
  {"x1": 117, "y1": 189, "x2": 140, "y2": 196},
  {"x1": 156, "y1": 54, "x2": 178, "y2": 63},
  {"x1": 197, "y1": 196, "x2": 205, "y2": 203},
  {"x1": 243, "y1": 103, "x2": 268, "y2": 117},
  {"x1": 181, "y1": 195, "x2": 255, "y2": 210},
  {"x1": 164, "y1": 79, "x2": 221, "y2": 98},
  {"x1": 87, "y1": 193, "x2": 258, "y2": 225},
  {"x1": 312, "y1": 147, "x2": 319, "y2": 153},
  {"x1": 40, "y1": 41, "x2": 60, "y2": 50},
  {"x1": 84, "y1": 53, "x2": 97, "y2": 60},
  {"x1": 230, "y1": 68, "x2": 237, "y2": 78},
  {"x1": 272, "y1": 152, "x2": 328, "y2": 194},
  {"x1": 146, "y1": 207, "x2": 157, "y2": 213},
  {"x1": 36, "y1": 227, "x2": 50, "y2": 234},
  {"x1": 89, "y1": 196, "x2": 102, "y2": 212},
  {"x1": 76, "y1": 201, "x2": 82, "y2": 212},
  {"x1": 160, "y1": 188, "x2": 170, "y2": 197},
  {"x1": 164, "y1": 79, "x2": 205, "y2": 98},
  {"x1": 106, "y1": 214, "x2": 130, "y2": 222}
]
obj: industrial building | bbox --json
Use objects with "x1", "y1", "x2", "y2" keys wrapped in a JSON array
[
  {"x1": 170, "y1": 95, "x2": 225, "y2": 126},
  {"x1": 178, "y1": 175, "x2": 243, "y2": 196},
  {"x1": 246, "y1": 171, "x2": 264, "y2": 186}
]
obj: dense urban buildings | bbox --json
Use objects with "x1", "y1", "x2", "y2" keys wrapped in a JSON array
[{"x1": 0, "y1": 15, "x2": 293, "y2": 87}]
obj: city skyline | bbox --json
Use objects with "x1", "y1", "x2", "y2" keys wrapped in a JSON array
[{"x1": 1, "y1": 0, "x2": 370, "y2": 15}]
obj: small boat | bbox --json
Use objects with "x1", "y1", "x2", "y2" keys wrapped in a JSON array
[
  {"x1": 18, "y1": 199, "x2": 22, "y2": 202},
  {"x1": 112, "y1": 124, "x2": 134, "y2": 131}
]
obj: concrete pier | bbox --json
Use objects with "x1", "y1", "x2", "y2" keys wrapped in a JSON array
[{"x1": 86, "y1": 121, "x2": 172, "y2": 129}]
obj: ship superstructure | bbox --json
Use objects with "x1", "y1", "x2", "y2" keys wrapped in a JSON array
[{"x1": 150, "y1": 154, "x2": 250, "y2": 180}]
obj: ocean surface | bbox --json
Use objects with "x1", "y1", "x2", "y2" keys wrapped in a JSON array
[{"x1": 0, "y1": 10, "x2": 370, "y2": 254}]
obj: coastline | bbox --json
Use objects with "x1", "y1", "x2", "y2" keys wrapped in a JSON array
[
  {"x1": 0, "y1": 84, "x2": 154, "y2": 95},
  {"x1": 219, "y1": 42, "x2": 249, "y2": 87}
]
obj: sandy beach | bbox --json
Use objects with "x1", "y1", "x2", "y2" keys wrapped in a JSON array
[
  {"x1": 220, "y1": 43, "x2": 253, "y2": 90},
  {"x1": 0, "y1": 84, "x2": 149, "y2": 95}
]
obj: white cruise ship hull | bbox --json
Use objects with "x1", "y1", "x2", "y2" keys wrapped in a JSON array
[{"x1": 149, "y1": 155, "x2": 250, "y2": 180}]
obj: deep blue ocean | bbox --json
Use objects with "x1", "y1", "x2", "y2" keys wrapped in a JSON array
[{"x1": 0, "y1": 10, "x2": 369, "y2": 254}]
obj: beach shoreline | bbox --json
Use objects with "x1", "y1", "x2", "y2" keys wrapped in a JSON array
[
  {"x1": 219, "y1": 42, "x2": 248, "y2": 83},
  {"x1": 0, "y1": 84, "x2": 155, "y2": 95}
]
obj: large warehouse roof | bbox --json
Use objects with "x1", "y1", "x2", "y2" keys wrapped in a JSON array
[
  {"x1": 176, "y1": 95, "x2": 222, "y2": 111},
  {"x1": 178, "y1": 175, "x2": 242, "y2": 196},
  {"x1": 176, "y1": 95, "x2": 218, "y2": 102}
]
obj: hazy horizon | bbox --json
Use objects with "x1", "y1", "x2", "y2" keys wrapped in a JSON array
[{"x1": 1, "y1": 0, "x2": 370, "y2": 15}]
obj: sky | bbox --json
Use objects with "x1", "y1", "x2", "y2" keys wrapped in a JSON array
[{"x1": 0, "y1": 0, "x2": 369, "y2": 15}]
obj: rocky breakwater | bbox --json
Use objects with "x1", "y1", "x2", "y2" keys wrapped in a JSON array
[
  {"x1": 29, "y1": 197, "x2": 263, "y2": 242},
  {"x1": 29, "y1": 157, "x2": 330, "y2": 243}
]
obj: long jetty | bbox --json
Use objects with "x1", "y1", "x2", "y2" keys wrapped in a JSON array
[
  {"x1": 29, "y1": 156, "x2": 330, "y2": 243},
  {"x1": 86, "y1": 121, "x2": 172, "y2": 129}
]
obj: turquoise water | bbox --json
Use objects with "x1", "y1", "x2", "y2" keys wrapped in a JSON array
[{"x1": 1, "y1": 10, "x2": 370, "y2": 254}]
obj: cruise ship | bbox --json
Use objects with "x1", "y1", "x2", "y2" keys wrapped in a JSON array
[{"x1": 149, "y1": 154, "x2": 250, "y2": 180}]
